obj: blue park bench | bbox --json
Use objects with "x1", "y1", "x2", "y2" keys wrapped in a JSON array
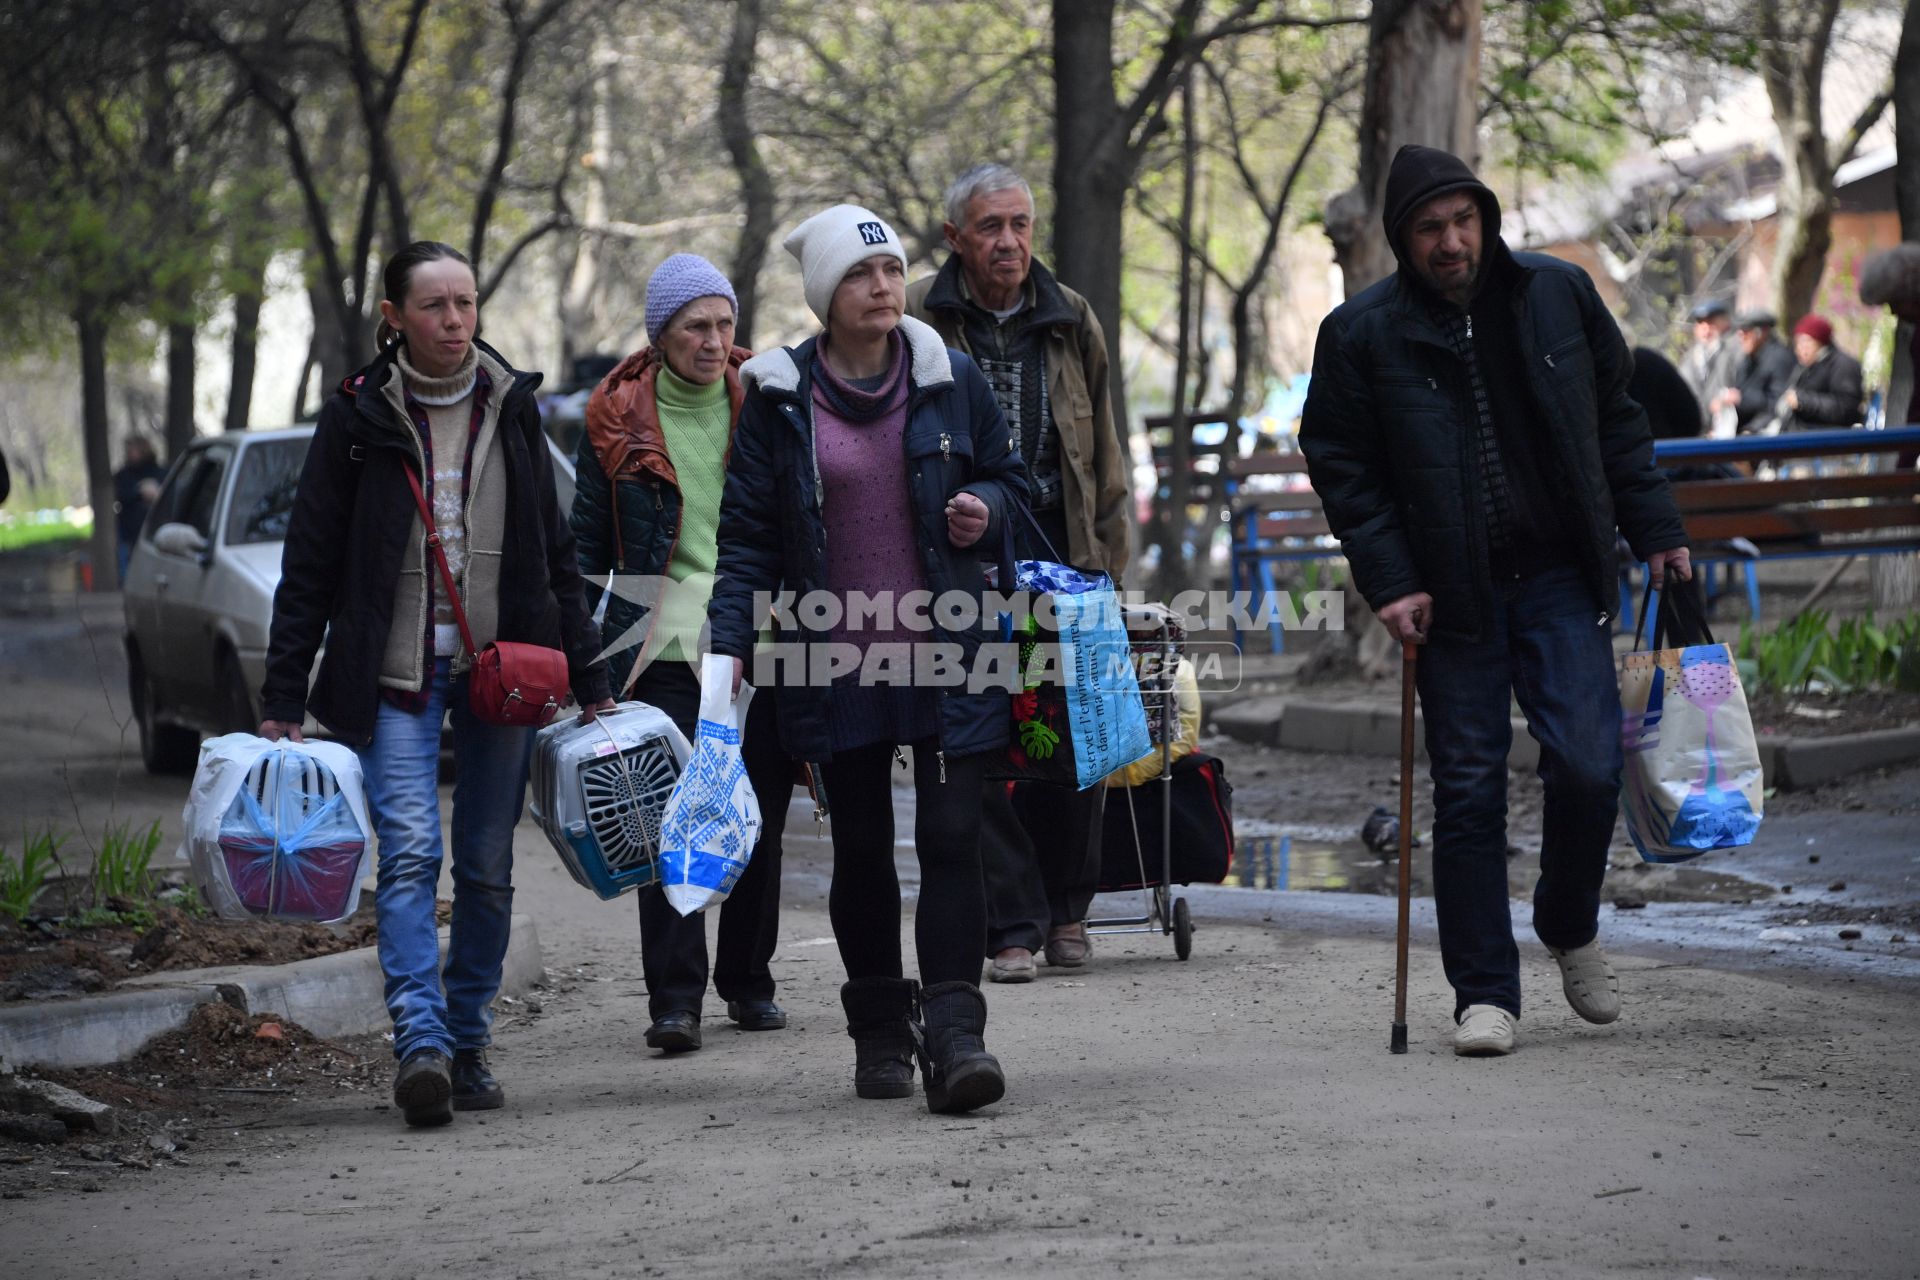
[
  {"x1": 1617, "y1": 426, "x2": 1920, "y2": 631},
  {"x1": 1222, "y1": 427, "x2": 1920, "y2": 650}
]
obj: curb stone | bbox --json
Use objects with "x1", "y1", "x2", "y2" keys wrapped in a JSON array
[
  {"x1": 1209, "y1": 696, "x2": 1541, "y2": 772},
  {"x1": 0, "y1": 914, "x2": 542, "y2": 1070},
  {"x1": 1209, "y1": 698, "x2": 1917, "y2": 790}
]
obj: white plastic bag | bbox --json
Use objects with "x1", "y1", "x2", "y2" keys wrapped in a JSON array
[
  {"x1": 179, "y1": 733, "x2": 375, "y2": 924},
  {"x1": 657, "y1": 653, "x2": 763, "y2": 916}
]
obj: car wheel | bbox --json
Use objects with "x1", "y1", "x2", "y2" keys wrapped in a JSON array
[
  {"x1": 131, "y1": 650, "x2": 199, "y2": 775},
  {"x1": 219, "y1": 650, "x2": 256, "y2": 736}
]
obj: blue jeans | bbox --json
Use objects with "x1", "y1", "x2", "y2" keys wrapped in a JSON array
[
  {"x1": 1415, "y1": 567, "x2": 1622, "y2": 1021},
  {"x1": 357, "y1": 658, "x2": 535, "y2": 1061}
]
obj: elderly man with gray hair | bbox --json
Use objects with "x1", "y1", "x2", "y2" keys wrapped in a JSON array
[{"x1": 907, "y1": 163, "x2": 1132, "y2": 983}]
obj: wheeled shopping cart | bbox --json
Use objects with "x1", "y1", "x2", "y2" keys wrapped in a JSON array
[{"x1": 1085, "y1": 602, "x2": 1196, "y2": 959}]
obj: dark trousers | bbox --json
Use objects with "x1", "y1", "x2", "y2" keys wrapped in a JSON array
[
  {"x1": 822, "y1": 741, "x2": 989, "y2": 988},
  {"x1": 1415, "y1": 566, "x2": 1624, "y2": 1021},
  {"x1": 630, "y1": 663, "x2": 789, "y2": 1020},
  {"x1": 980, "y1": 780, "x2": 1106, "y2": 955}
]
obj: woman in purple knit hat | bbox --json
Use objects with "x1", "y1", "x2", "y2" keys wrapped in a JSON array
[{"x1": 706, "y1": 205, "x2": 1029, "y2": 1114}]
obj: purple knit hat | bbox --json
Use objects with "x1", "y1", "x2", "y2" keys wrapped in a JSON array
[{"x1": 644, "y1": 253, "x2": 738, "y2": 344}]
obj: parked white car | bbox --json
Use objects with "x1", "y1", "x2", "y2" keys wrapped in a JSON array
[{"x1": 122, "y1": 424, "x2": 578, "y2": 773}]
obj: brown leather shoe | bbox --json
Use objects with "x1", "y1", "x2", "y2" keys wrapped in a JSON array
[
  {"x1": 1044, "y1": 922, "x2": 1091, "y2": 968},
  {"x1": 987, "y1": 947, "x2": 1036, "y2": 983}
]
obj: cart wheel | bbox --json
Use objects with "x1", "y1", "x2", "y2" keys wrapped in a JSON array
[{"x1": 1173, "y1": 897, "x2": 1193, "y2": 960}]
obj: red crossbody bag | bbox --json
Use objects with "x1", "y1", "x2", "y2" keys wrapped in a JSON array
[{"x1": 403, "y1": 466, "x2": 570, "y2": 727}]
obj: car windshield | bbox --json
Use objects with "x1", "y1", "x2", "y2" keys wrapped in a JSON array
[{"x1": 224, "y1": 438, "x2": 310, "y2": 545}]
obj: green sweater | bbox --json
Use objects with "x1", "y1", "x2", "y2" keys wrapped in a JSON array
[{"x1": 654, "y1": 365, "x2": 731, "y2": 664}]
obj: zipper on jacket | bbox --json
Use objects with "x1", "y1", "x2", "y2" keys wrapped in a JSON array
[
  {"x1": 937, "y1": 750, "x2": 946, "y2": 784},
  {"x1": 940, "y1": 431, "x2": 952, "y2": 462},
  {"x1": 1545, "y1": 351, "x2": 1556, "y2": 369},
  {"x1": 1465, "y1": 314, "x2": 1474, "y2": 340}
]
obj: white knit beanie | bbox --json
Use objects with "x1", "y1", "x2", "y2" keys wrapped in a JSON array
[{"x1": 782, "y1": 204, "x2": 908, "y2": 325}]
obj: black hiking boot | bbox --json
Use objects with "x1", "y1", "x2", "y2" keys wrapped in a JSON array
[
  {"x1": 915, "y1": 981, "x2": 1005, "y2": 1115},
  {"x1": 451, "y1": 1048, "x2": 504, "y2": 1111},
  {"x1": 393, "y1": 1049, "x2": 453, "y2": 1127},
  {"x1": 840, "y1": 977, "x2": 918, "y2": 1100}
]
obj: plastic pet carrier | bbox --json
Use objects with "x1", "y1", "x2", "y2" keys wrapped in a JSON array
[
  {"x1": 529, "y1": 701, "x2": 691, "y2": 899},
  {"x1": 182, "y1": 736, "x2": 374, "y2": 925}
]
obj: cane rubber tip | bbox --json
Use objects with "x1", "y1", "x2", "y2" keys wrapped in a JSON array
[{"x1": 1390, "y1": 1024, "x2": 1408, "y2": 1054}]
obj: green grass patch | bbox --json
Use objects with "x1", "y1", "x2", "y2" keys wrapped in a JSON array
[
  {"x1": 0, "y1": 514, "x2": 91, "y2": 553},
  {"x1": 1736, "y1": 610, "x2": 1920, "y2": 695},
  {"x1": 1, "y1": 826, "x2": 63, "y2": 920}
]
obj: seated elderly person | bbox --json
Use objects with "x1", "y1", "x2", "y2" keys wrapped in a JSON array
[{"x1": 1784, "y1": 314, "x2": 1864, "y2": 429}]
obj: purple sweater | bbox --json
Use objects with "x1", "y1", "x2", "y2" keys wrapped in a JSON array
[{"x1": 813, "y1": 336, "x2": 926, "y2": 651}]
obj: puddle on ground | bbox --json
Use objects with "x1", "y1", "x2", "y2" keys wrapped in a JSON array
[{"x1": 1227, "y1": 820, "x2": 1773, "y2": 906}]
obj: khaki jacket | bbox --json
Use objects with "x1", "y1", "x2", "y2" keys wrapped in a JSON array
[{"x1": 907, "y1": 257, "x2": 1131, "y2": 578}]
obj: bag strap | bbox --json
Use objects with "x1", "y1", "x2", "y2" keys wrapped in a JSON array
[
  {"x1": 1012, "y1": 501, "x2": 1066, "y2": 565},
  {"x1": 1637, "y1": 578, "x2": 1715, "y2": 652},
  {"x1": 402, "y1": 464, "x2": 480, "y2": 659}
]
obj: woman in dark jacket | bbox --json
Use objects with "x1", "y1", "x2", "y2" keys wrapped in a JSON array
[
  {"x1": 260, "y1": 242, "x2": 611, "y2": 1127},
  {"x1": 570, "y1": 253, "x2": 790, "y2": 1054},
  {"x1": 706, "y1": 205, "x2": 1028, "y2": 1114}
]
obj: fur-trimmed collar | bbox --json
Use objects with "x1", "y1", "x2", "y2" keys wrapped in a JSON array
[{"x1": 742, "y1": 314, "x2": 951, "y2": 396}]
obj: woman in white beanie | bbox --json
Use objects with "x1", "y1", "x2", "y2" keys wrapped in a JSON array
[
  {"x1": 570, "y1": 253, "x2": 793, "y2": 1057},
  {"x1": 707, "y1": 204, "x2": 1030, "y2": 1114}
]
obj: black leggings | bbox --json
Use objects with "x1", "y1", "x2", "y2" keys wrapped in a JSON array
[{"x1": 824, "y1": 740, "x2": 988, "y2": 987}]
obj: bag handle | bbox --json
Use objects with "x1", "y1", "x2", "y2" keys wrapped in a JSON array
[
  {"x1": 1012, "y1": 501, "x2": 1066, "y2": 566},
  {"x1": 1636, "y1": 577, "x2": 1715, "y2": 652},
  {"x1": 402, "y1": 464, "x2": 480, "y2": 660}
]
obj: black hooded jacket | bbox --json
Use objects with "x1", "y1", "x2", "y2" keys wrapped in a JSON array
[{"x1": 1299, "y1": 145, "x2": 1685, "y2": 641}]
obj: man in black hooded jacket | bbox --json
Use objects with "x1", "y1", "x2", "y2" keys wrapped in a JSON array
[{"x1": 1301, "y1": 145, "x2": 1692, "y2": 1057}]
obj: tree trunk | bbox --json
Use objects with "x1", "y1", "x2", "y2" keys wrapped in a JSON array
[
  {"x1": 1162, "y1": 67, "x2": 1201, "y2": 596},
  {"x1": 1051, "y1": 0, "x2": 1132, "y2": 428},
  {"x1": 164, "y1": 314, "x2": 197, "y2": 459},
  {"x1": 1761, "y1": 0, "x2": 1842, "y2": 327},
  {"x1": 1896, "y1": 0, "x2": 1920, "y2": 239},
  {"x1": 227, "y1": 275, "x2": 264, "y2": 433},
  {"x1": 721, "y1": 0, "x2": 776, "y2": 348},
  {"x1": 309, "y1": 277, "x2": 352, "y2": 403},
  {"x1": 78, "y1": 308, "x2": 118, "y2": 592},
  {"x1": 1324, "y1": 0, "x2": 1483, "y2": 298}
]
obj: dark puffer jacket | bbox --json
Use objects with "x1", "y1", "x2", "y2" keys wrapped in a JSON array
[
  {"x1": 706, "y1": 316, "x2": 1029, "y2": 762},
  {"x1": 1300, "y1": 144, "x2": 1685, "y2": 642},
  {"x1": 261, "y1": 340, "x2": 610, "y2": 745},
  {"x1": 1788, "y1": 345, "x2": 1865, "y2": 428}
]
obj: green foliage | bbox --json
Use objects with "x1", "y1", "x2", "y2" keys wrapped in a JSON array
[
  {"x1": 1735, "y1": 611, "x2": 1920, "y2": 695},
  {"x1": 92, "y1": 819, "x2": 163, "y2": 903},
  {"x1": 0, "y1": 827, "x2": 62, "y2": 921},
  {"x1": 0, "y1": 516, "x2": 91, "y2": 553}
]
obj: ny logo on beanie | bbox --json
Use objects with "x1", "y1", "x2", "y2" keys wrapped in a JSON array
[{"x1": 857, "y1": 221, "x2": 888, "y2": 246}]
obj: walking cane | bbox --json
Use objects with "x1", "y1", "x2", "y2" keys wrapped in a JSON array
[{"x1": 1390, "y1": 637, "x2": 1418, "y2": 1054}]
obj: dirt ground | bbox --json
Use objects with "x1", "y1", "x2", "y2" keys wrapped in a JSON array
[{"x1": 4, "y1": 589, "x2": 1918, "y2": 1277}]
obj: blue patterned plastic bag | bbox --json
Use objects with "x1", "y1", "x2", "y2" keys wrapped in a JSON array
[
  {"x1": 1000, "y1": 560, "x2": 1152, "y2": 789},
  {"x1": 658, "y1": 653, "x2": 764, "y2": 915}
]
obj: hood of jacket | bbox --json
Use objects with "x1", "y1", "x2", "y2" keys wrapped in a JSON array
[
  {"x1": 585, "y1": 344, "x2": 750, "y2": 487},
  {"x1": 1382, "y1": 144, "x2": 1503, "y2": 274},
  {"x1": 741, "y1": 314, "x2": 952, "y2": 400}
]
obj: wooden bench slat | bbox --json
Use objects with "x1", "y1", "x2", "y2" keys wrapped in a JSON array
[
  {"x1": 1232, "y1": 489, "x2": 1325, "y2": 515},
  {"x1": 1671, "y1": 472, "x2": 1920, "y2": 510},
  {"x1": 1250, "y1": 515, "x2": 1333, "y2": 539},
  {"x1": 1685, "y1": 504, "x2": 1920, "y2": 541},
  {"x1": 1223, "y1": 454, "x2": 1312, "y2": 477}
]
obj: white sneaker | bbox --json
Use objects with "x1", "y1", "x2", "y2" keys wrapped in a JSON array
[
  {"x1": 1453, "y1": 1005, "x2": 1518, "y2": 1056},
  {"x1": 1546, "y1": 942, "x2": 1621, "y2": 1024}
]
